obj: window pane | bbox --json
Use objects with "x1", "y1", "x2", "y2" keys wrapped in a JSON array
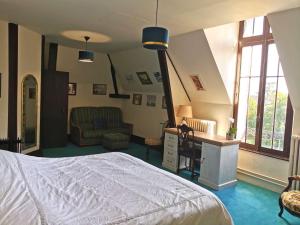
[
  {"x1": 267, "y1": 44, "x2": 279, "y2": 76},
  {"x1": 237, "y1": 78, "x2": 250, "y2": 142},
  {"x1": 261, "y1": 77, "x2": 277, "y2": 148},
  {"x1": 273, "y1": 77, "x2": 288, "y2": 151},
  {"x1": 246, "y1": 77, "x2": 260, "y2": 144},
  {"x1": 243, "y1": 18, "x2": 254, "y2": 38},
  {"x1": 250, "y1": 45, "x2": 262, "y2": 76},
  {"x1": 253, "y1": 16, "x2": 264, "y2": 36},
  {"x1": 240, "y1": 47, "x2": 252, "y2": 77},
  {"x1": 279, "y1": 64, "x2": 284, "y2": 77}
]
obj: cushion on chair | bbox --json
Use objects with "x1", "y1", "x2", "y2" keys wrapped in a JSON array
[
  {"x1": 103, "y1": 133, "x2": 129, "y2": 142},
  {"x1": 281, "y1": 190, "x2": 300, "y2": 214},
  {"x1": 94, "y1": 119, "x2": 107, "y2": 129},
  {"x1": 82, "y1": 129, "x2": 107, "y2": 138}
]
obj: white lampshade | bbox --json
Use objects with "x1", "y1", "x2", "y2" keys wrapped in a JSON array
[{"x1": 177, "y1": 105, "x2": 193, "y2": 118}]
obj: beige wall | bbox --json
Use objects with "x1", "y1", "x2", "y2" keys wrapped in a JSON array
[
  {"x1": 18, "y1": 26, "x2": 41, "y2": 153},
  {"x1": 0, "y1": 20, "x2": 8, "y2": 138},
  {"x1": 56, "y1": 45, "x2": 123, "y2": 133},
  {"x1": 122, "y1": 92, "x2": 168, "y2": 138}
]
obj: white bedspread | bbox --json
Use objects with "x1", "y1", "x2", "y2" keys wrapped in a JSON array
[{"x1": 0, "y1": 150, "x2": 233, "y2": 225}]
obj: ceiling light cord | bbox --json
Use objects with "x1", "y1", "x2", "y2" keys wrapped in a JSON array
[
  {"x1": 155, "y1": 0, "x2": 159, "y2": 26},
  {"x1": 84, "y1": 36, "x2": 90, "y2": 50}
]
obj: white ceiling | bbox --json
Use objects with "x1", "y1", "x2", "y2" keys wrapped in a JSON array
[{"x1": 0, "y1": 0, "x2": 299, "y2": 52}]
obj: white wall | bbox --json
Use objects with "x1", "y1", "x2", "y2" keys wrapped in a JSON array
[
  {"x1": 110, "y1": 47, "x2": 168, "y2": 138},
  {"x1": 18, "y1": 26, "x2": 41, "y2": 153},
  {"x1": 56, "y1": 45, "x2": 123, "y2": 133},
  {"x1": 0, "y1": 20, "x2": 8, "y2": 138}
]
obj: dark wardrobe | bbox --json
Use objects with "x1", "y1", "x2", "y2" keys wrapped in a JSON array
[{"x1": 40, "y1": 70, "x2": 69, "y2": 148}]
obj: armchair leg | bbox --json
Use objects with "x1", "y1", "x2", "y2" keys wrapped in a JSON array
[{"x1": 278, "y1": 198, "x2": 284, "y2": 217}]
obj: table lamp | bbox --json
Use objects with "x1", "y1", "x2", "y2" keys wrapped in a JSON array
[{"x1": 177, "y1": 105, "x2": 193, "y2": 125}]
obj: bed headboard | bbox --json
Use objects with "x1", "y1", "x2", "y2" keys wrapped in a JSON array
[{"x1": 185, "y1": 118, "x2": 217, "y2": 135}]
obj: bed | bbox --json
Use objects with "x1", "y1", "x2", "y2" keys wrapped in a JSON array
[{"x1": 0, "y1": 150, "x2": 233, "y2": 225}]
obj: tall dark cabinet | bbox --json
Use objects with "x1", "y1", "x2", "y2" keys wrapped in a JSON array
[{"x1": 41, "y1": 70, "x2": 69, "y2": 148}]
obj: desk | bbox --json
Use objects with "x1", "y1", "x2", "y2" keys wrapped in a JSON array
[{"x1": 163, "y1": 128, "x2": 240, "y2": 190}]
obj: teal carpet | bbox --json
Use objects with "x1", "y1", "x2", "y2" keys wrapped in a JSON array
[{"x1": 41, "y1": 143, "x2": 300, "y2": 225}]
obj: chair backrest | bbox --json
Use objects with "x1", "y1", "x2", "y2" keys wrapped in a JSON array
[
  {"x1": 0, "y1": 138, "x2": 22, "y2": 153},
  {"x1": 177, "y1": 124, "x2": 195, "y2": 150}
]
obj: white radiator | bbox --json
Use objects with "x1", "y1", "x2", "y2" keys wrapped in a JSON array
[{"x1": 289, "y1": 135, "x2": 300, "y2": 189}]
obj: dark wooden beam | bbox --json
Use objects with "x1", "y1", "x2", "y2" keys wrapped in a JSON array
[
  {"x1": 157, "y1": 50, "x2": 176, "y2": 127},
  {"x1": 107, "y1": 54, "x2": 130, "y2": 99},
  {"x1": 166, "y1": 51, "x2": 191, "y2": 102},
  {"x1": 48, "y1": 42, "x2": 58, "y2": 71},
  {"x1": 8, "y1": 23, "x2": 18, "y2": 141}
]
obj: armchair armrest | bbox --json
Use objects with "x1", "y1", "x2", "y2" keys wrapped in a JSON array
[
  {"x1": 282, "y1": 175, "x2": 300, "y2": 193},
  {"x1": 70, "y1": 123, "x2": 82, "y2": 146},
  {"x1": 122, "y1": 122, "x2": 133, "y2": 135}
]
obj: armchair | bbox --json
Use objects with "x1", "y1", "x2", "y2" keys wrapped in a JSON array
[{"x1": 279, "y1": 175, "x2": 300, "y2": 218}]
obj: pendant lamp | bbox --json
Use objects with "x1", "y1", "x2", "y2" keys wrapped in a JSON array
[
  {"x1": 79, "y1": 36, "x2": 94, "y2": 62},
  {"x1": 142, "y1": 0, "x2": 169, "y2": 50}
]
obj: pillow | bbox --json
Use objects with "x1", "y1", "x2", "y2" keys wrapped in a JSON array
[{"x1": 94, "y1": 119, "x2": 107, "y2": 129}]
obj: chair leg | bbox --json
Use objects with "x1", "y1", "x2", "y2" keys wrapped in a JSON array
[
  {"x1": 191, "y1": 158, "x2": 195, "y2": 180},
  {"x1": 278, "y1": 198, "x2": 284, "y2": 217},
  {"x1": 177, "y1": 155, "x2": 180, "y2": 174}
]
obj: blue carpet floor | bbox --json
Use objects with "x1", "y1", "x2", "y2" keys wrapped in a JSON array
[{"x1": 42, "y1": 143, "x2": 300, "y2": 225}]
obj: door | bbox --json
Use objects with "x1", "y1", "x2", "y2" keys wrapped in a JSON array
[{"x1": 41, "y1": 70, "x2": 69, "y2": 148}]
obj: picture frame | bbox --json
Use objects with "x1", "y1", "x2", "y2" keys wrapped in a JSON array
[
  {"x1": 93, "y1": 84, "x2": 107, "y2": 95},
  {"x1": 162, "y1": 96, "x2": 167, "y2": 109},
  {"x1": 147, "y1": 95, "x2": 156, "y2": 107},
  {"x1": 68, "y1": 83, "x2": 77, "y2": 95},
  {"x1": 153, "y1": 72, "x2": 162, "y2": 82},
  {"x1": 136, "y1": 72, "x2": 152, "y2": 85},
  {"x1": 190, "y1": 75, "x2": 205, "y2": 91},
  {"x1": 132, "y1": 93, "x2": 142, "y2": 105}
]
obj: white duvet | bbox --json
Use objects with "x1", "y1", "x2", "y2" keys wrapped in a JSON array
[{"x1": 0, "y1": 150, "x2": 233, "y2": 225}]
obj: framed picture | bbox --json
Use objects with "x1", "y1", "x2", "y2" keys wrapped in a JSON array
[
  {"x1": 147, "y1": 95, "x2": 156, "y2": 107},
  {"x1": 190, "y1": 75, "x2": 205, "y2": 91},
  {"x1": 136, "y1": 72, "x2": 152, "y2": 85},
  {"x1": 162, "y1": 96, "x2": 167, "y2": 109},
  {"x1": 68, "y1": 83, "x2": 77, "y2": 95},
  {"x1": 93, "y1": 84, "x2": 107, "y2": 95},
  {"x1": 132, "y1": 93, "x2": 142, "y2": 105},
  {"x1": 153, "y1": 72, "x2": 162, "y2": 82},
  {"x1": 29, "y1": 88, "x2": 36, "y2": 99}
]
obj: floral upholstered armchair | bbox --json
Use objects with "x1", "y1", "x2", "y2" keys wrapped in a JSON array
[{"x1": 279, "y1": 175, "x2": 300, "y2": 218}]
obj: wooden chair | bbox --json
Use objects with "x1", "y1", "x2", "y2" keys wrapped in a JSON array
[
  {"x1": 0, "y1": 138, "x2": 22, "y2": 153},
  {"x1": 145, "y1": 121, "x2": 169, "y2": 161},
  {"x1": 176, "y1": 124, "x2": 202, "y2": 180},
  {"x1": 279, "y1": 175, "x2": 300, "y2": 218}
]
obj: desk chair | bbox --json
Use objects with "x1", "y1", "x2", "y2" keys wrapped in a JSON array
[
  {"x1": 0, "y1": 138, "x2": 22, "y2": 153},
  {"x1": 279, "y1": 175, "x2": 300, "y2": 218},
  {"x1": 176, "y1": 124, "x2": 202, "y2": 180}
]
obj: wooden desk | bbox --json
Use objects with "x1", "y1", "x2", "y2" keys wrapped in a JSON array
[{"x1": 163, "y1": 128, "x2": 240, "y2": 190}]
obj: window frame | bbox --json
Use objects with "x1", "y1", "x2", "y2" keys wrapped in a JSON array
[{"x1": 234, "y1": 17, "x2": 293, "y2": 160}]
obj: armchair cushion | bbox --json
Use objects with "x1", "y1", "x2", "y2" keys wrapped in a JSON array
[
  {"x1": 281, "y1": 190, "x2": 300, "y2": 214},
  {"x1": 82, "y1": 129, "x2": 107, "y2": 139},
  {"x1": 94, "y1": 119, "x2": 107, "y2": 129}
]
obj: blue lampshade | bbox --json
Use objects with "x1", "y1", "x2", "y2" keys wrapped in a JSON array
[
  {"x1": 142, "y1": 27, "x2": 169, "y2": 50},
  {"x1": 78, "y1": 50, "x2": 94, "y2": 62}
]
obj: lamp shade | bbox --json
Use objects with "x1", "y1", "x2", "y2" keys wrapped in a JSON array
[
  {"x1": 177, "y1": 105, "x2": 193, "y2": 118},
  {"x1": 142, "y1": 27, "x2": 169, "y2": 50},
  {"x1": 78, "y1": 50, "x2": 94, "y2": 62}
]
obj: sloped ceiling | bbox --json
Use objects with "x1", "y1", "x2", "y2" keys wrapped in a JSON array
[
  {"x1": 268, "y1": 7, "x2": 300, "y2": 110},
  {"x1": 167, "y1": 30, "x2": 231, "y2": 105},
  {"x1": 0, "y1": 0, "x2": 299, "y2": 52},
  {"x1": 110, "y1": 48, "x2": 163, "y2": 94}
]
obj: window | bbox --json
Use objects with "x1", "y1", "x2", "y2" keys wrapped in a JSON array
[{"x1": 234, "y1": 17, "x2": 293, "y2": 159}]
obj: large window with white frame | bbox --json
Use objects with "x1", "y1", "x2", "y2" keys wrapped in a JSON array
[{"x1": 234, "y1": 16, "x2": 293, "y2": 159}]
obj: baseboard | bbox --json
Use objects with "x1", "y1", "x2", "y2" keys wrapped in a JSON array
[
  {"x1": 237, "y1": 168, "x2": 287, "y2": 193},
  {"x1": 131, "y1": 135, "x2": 145, "y2": 145}
]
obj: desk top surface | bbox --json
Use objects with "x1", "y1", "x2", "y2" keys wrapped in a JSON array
[{"x1": 164, "y1": 128, "x2": 240, "y2": 147}]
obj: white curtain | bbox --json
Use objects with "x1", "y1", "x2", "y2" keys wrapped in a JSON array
[{"x1": 289, "y1": 135, "x2": 300, "y2": 189}]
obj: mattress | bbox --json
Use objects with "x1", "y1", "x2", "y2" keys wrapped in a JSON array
[{"x1": 0, "y1": 150, "x2": 233, "y2": 225}]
